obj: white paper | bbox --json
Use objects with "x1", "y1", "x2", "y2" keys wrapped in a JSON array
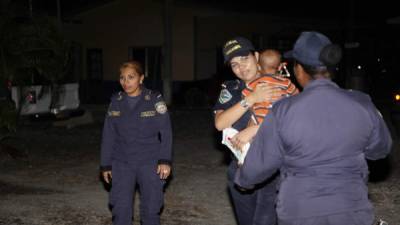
[{"x1": 221, "y1": 127, "x2": 250, "y2": 164}]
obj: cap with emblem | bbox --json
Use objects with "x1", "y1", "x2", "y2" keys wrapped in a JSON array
[{"x1": 222, "y1": 37, "x2": 255, "y2": 64}]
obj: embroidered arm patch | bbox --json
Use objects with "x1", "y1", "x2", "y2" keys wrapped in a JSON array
[
  {"x1": 218, "y1": 89, "x2": 232, "y2": 104},
  {"x1": 155, "y1": 101, "x2": 167, "y2": 114}
]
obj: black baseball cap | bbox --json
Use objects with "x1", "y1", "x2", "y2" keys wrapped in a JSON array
[{"x1": 222, "y1": 37, "x2": 255, "y2": 64}]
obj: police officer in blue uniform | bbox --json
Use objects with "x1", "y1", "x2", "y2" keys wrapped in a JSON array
[
  {"x1": 235, "y1": 31, "x2": 392, "y2": 225},
  {"x1": 100, "y1": 60, "x2": 172, "y2": 225},
  {"x1": 214, "y1": 37, "x2": 281, "y2": 225}
]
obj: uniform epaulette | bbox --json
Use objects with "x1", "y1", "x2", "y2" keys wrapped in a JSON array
[
  {"x1": 111, "y1": 91, "x2": 124, "y2": 101},
  {"x1": 222, "y1": 79, "x2": 240, "y2": 90},
  {"x1": 152, "y1": 90, "x2": 163, "y2": 99},
  {"x1": 143, "y1": 89, "x2": 163, "y2": 101},
  {"x1": 153, "y1": 90, "x2": 167, "y2": 114}
]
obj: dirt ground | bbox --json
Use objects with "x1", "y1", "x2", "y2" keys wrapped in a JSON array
[{"x1": 0, "y1": 106, "x2": 399, "y2": 225}]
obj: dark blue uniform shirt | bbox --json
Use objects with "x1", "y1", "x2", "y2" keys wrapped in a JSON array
[
  {"x1": 100, "y1": 88, "x2": 172, "y2": 171},
  {"x1": 235, "y1": 79, "x2": 392, "y2": 219},
  {"x1": 213, "y1": 79, "x2": 251, "y2": 131},
  {"x1": 213, "y1": 79, "x2": 252, "y2": 177}
]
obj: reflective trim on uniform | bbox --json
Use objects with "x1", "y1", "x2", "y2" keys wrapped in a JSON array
[
  {"x1": 108, "y1": 111, "x2": 121, "y2": 117},
  {"x1": 377, "y1": 109, "x2": 383, "y2": 118},
  {"x1": 140, "y1": 110, "x2": 156, "y2": 117}
]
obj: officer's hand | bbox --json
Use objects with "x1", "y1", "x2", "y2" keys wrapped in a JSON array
[
  {"x1": 249, "y1": 83, "x2": 282, "y2": 103},
  {"x1": 102, "y1": 171, "x2": 112, "y2": 184},
  {"x1": 230, "y1": 133, "x2": 247, "y2": 151},
  {"x1": 230, "y1": 126, "x2": 258, "y2": 151},
  {"x1": 157, "y1": 164, "x2": 171, "y2": 180}
]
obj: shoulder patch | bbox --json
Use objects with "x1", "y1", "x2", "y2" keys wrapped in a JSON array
[
  {"x1": 218, "y1": 89, "x2": 232, "y2": 104},
  {"x1": 155, "y1": 101, "x2": 167, "y2": 114}
]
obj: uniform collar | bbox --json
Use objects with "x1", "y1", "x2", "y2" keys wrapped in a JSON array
[
  {"x1": 121, "y1": 87, "x2": 149, "y2": 101},
  {"x1": 303, "y1": 78, "x2": 338, "y2": 90}
]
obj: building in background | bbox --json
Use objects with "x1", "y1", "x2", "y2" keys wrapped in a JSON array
[
  {"x1": 60, "y1": 0, "x2": 347, "y2": 106},
  {"x1": 25, "y1": 0, "x2": 394, "y2": 108}
]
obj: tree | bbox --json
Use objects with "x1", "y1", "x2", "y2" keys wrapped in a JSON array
[
  {"x1": 0, "y1": 15, "x2": 72, "y2": 115},
  {"x1": 0, "y1": 3, "x2": 72, "y2": 158}
]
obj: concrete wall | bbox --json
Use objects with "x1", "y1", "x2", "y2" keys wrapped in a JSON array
[
  {"x1": 171, "y1": 7, "x2": 194, "y2": 81},
  {"x1": 64, "y1": 0, "x2": 341, "y2": 83}
]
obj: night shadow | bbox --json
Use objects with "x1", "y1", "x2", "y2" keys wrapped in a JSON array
[
  {"x1": 367, "y1": 155, "x2": 393, "y2": 182},
  {"x1": 226, "y1": 186, "x2": 240, "y2": 225},
  {"x1": 225, "y1": 172, "x2": 279, "y2": 225},
  {"x1": 212, "y1": 129, "x2": 231, "y2": 166},
  {"x1": 0, "y1": 180, "x2": 62, "y2": 195}
]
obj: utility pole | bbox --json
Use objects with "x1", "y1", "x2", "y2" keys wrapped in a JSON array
[{"x1": 163, "y1": 0, "x2": 173, "y2": 105}]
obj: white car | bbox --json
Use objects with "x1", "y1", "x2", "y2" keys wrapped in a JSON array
[{"x1": 11, "y1": 83, "x2": 80, "y2": 116}]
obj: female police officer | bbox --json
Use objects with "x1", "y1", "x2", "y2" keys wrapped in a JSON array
[
  {"x1": 214, "y1": 37, "x2": 281, "y2": 225},
  {"x1": 100, "y1": 60, "x2": 172, "y2": 225}
]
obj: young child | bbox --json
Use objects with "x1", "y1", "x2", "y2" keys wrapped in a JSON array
[{"x1": 242, "y1": 49, "x2": 298, "y2": 124}]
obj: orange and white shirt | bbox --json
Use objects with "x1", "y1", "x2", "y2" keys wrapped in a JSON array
[{"x1": 242, "y1": 75, "x2": 298, "y2": 124}]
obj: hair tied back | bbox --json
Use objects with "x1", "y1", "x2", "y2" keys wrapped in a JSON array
[{"x1": 319, "y1": 44, "x2": 342, "y2": 66}]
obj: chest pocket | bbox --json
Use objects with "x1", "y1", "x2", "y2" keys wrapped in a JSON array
[{"x1": 138, "y1": 109, "x2": 160, "y2": 136}]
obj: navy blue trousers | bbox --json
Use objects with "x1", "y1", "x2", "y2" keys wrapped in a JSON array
[
  {"x1": 278, "y1": 209, "x2": 374, "y2": 225},
  {"x1": 228, "y1": 162, "x2": 278, "y2": 225},
  {"x1": 110, "y1": 161, "x2": 165, "y2": 225}
]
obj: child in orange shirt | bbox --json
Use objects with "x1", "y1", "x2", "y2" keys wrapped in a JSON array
[{"x1": 242, "y1": 49, "x2": 299, "y2": 124}]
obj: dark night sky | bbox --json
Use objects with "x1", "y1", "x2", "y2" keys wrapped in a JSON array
[
  {"x1": 24, "y1": 0, "x2": 400, "y2": 24},
  {"x1": 210, "y1": 0, "x2": 399, "y2": 21}
]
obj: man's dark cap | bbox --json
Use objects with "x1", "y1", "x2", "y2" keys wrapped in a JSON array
[{"x1": 284, "y1": 31, "x2": 333, "y2": 67}]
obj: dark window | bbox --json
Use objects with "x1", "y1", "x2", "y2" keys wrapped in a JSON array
[
  {"x1": 128, "y1": 47, "x2": 162, "y2": 92},
  {"x1": 87, "y1": 48, "x2": 103, "y2": 80}
]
